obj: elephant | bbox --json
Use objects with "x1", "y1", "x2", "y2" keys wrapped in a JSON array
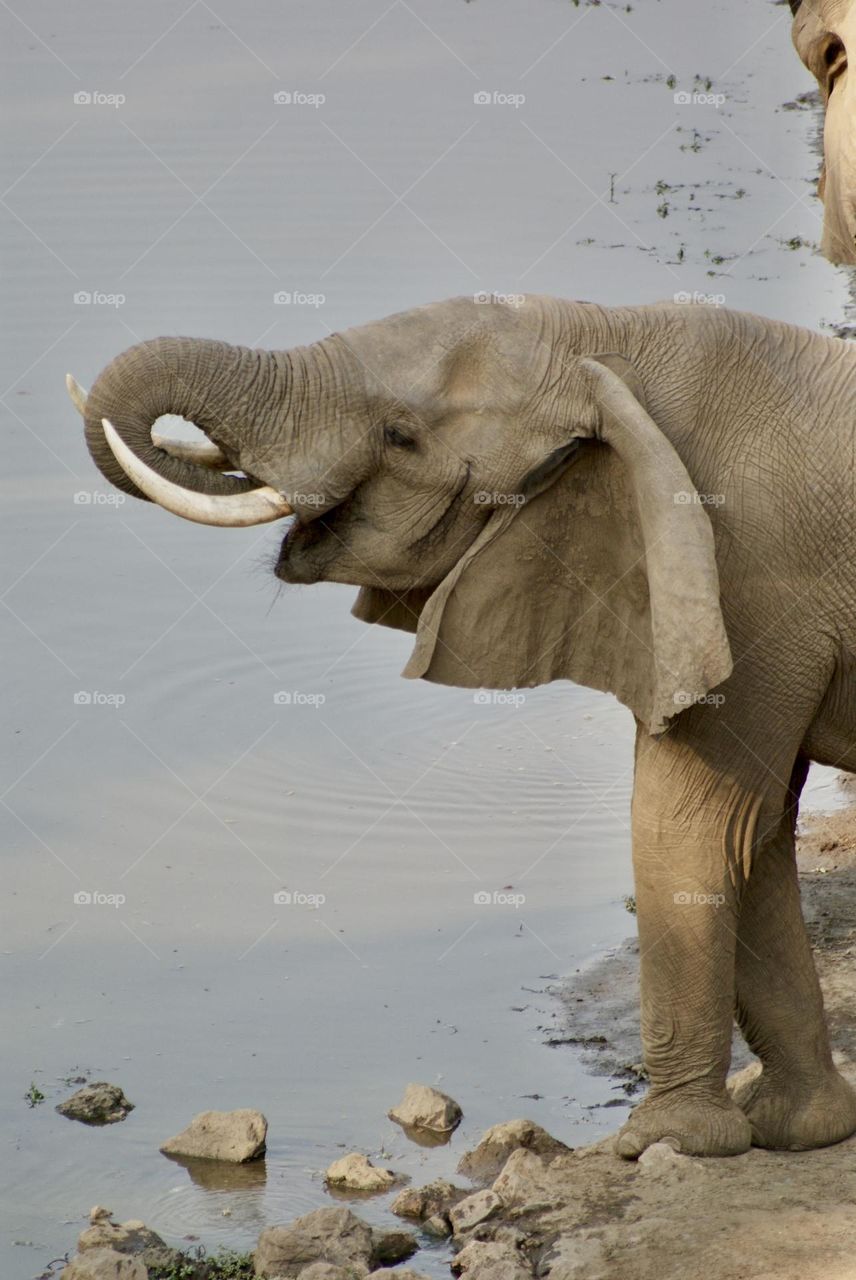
[
  {"x1": 68, "y1": 293, "x2": 856, "y2": 1158},
  {"x1": 789, "y1": 0, "x2": 856, "y2": 264}
]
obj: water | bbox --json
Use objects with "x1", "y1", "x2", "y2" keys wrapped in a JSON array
[{"x1": 2, "y1": 1, "x2": 853, "y2": 1276}]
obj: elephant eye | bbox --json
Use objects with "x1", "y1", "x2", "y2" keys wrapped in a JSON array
[{"x1": 384, "y1": 424, "x2": 416, "y2": 450}]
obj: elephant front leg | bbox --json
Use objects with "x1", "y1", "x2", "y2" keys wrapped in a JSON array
[
  {"x1": 616, "y1": 726, "x2": 753, "y2": 1158},
  {"x1": 731, "y1": 756, "x2": 856, "y2": 1150}
]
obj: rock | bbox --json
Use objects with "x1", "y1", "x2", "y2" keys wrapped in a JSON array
[
  {"x1": 388, "y1": 1083, "x2": 462, "y2": 1135},
  {"x1": 325, "y1": 1152, "x2": 395, "y2": 1193},
  {"x1": 451, "y1": 1238, "x2": 533, "y2": 1279},
  {"x1": 449, "y1": 1189, "x2": 504, "y2": 1235},
  {"x1": 492, "y1": 1149, "x2": 558, "y2": 1209},
  {"x1": 369, "y1": 1271, "x2": 432, "y2": 1279},
  {"x1": 457, "y1": 1119, "x2": 570, "y2": 1184},
  {"x1": 537, "y1": 1233, "x2": 611, "y2": 1279},
  {"x1": 160, "y1": 1109, "x2": 267, "y2": 1163},
  {"x1": 255, "y1": 1207, "x2": 374, "y2": 1277},
  {"x1": 369, "y1": 1227, "x2": 418, "y2": 1267},
  {"x1": 726, "y1": 1060, "x2": 763, "y2": 1101},
  {"x1": 76, "y1": 1207, "x2": 181, "y2": 1272},
  {"x1": 391, "y1": 1178, "x2": 467, "y2": 1222},
  {"x1": 637, "y1": 1141, "x2": 701, "y2": 1177},
  {"x1": 423, "y1": 1213, "x2": 452, "y2": 1237},
  {"x1": 60, "y1": 1249, "x2": 147, "y2": 1280},
  {"x1": 56, "y1": 1083, "x2": 134, "y2": 1125},
  {"x1": 297, "y1": 1266, "x2": 361, "y2": 1280}
]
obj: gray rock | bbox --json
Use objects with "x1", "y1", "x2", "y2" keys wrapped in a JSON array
[
  {"x1": 369, "y1": 1271, "x2": 432, "y2": 1279},
  {"x1": 60, "y1": 1249, "x2": 147, "y2": 1280},
  {"x1": 457, "y1": 1120, "x2": 569, "y2": 1184},
  {"x1": 160, "y1": 1108, "x2": 267, "y2": 1163},
  {"x1": 422, "y1": 1214, "x2": 452, "y2": 1238},
  {"x1": 325, "y1": 1152, "x2": 395, "y2": 1192},
  {"x1": 388, "y1": 1083, "x2": 462, "y2": 1135},
  {"x1": 369, "y1": 1227, "x2": 418, "y2": 1267},
  {"x1": 391, "y1": 1178, "x2": 467, "y2": 1222},
  {"x1": 492, "y1": 1150, "x2": 559, "y2": 1210},
  {"x1": 56, "y1": 1083, "x2": 134, "y2": 1126},
  {"x1": 451, "y1": 1239, "x2": 533, "y2": 1279},
  {"x1": 76, "y1": 1207, "x2": 181, "y2": 1272},
  {"x1": 297, "y1": 1266, "x2": 364, "y2": 1280},
  {"x1": 255, "y1": 1208, "x2": 374, "y2": 1277},
  {"x1": 536, "y1": 1233, "x2": 611, "y2": 1279},
  {"x1": 449, "y1": 1189, "x2": 504, "y2": 1235},
  {"x1": 637, "y1": 1140, "x2": 702, "y2": 1178}
]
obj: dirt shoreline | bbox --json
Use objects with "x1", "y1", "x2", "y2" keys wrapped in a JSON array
[{"x1": 492, "y1": 794, "x2": 856, "y2": 1280}]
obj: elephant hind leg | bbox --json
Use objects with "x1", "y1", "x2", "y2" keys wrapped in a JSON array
[{"x1": 732, "y1": 753, "x2": 856, "y2": 1150}]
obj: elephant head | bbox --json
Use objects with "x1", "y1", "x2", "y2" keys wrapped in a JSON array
[
  {"x1": 70, "y1": 297, "x2": 732, "y2": 734},
  {"x1": 790, "y1": 0, "x2": 856, "y2": 264}
]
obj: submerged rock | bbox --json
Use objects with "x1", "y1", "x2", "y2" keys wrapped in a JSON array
[
  {"x1": 160, "y1": 1108, "x2": 267, "y2": 1163},
  {"x1": 388, "y1": 1083, "x2": 462, "y2": 1135},
  {"x1": 56, "y1": 1083, "x2": 134, "y2": 1126},
  {"x1": 324, "y1": 1151, "x2": 395, "y2": 1192},
  {"x1": 457, "y1": 1119, "x2": 570, "y2": 1184}
]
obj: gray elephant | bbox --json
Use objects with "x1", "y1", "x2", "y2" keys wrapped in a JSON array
[
  {"x1": 69, "y1": 294, "x2": 856, "y2": 1158},
  {"x1": 790, "y1": 0, "x2": 855, "y2": 263}
]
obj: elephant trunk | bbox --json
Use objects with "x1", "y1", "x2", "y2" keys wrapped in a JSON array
[{"x1": 84, "y1": 336, "x2": 285, "y2": 500}]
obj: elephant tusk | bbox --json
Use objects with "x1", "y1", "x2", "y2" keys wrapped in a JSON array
[
  {"x1": 101, "y1": 417, "x2": 293, "y2": 527},
  {"x1": 150, "y1": 435, "x2": 231, "y2": 469},
  {"x1": 68, "y1": 373, "x2": 231, "y2": 469},
  {"x1": 66, "y1": 373, "x2": 88, "y2": 416}
]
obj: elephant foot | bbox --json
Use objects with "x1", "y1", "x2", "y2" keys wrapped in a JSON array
[
  {"x1": 729, "y1": 1064, "x2": 856, "y2": 1151},
  {"x1": 616, "y1": 1090, "x2": 752, "y2": 1159}
]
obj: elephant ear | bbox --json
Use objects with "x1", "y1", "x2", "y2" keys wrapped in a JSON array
[{"x1": 353, "y1": 354, "x2": 732, "y2": 735}]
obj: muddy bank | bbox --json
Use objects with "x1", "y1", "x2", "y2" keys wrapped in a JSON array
[{"x1": 486, "y1": 795, "x2": 856, "y2": 1280}]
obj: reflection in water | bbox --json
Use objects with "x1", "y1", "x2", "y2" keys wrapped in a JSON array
[
  {"x1": 146, "y1": 1163, "x2": 270, "y2": 1247},
  {"x1": 390, "y1": 1123, "x2": 455, "y2": 1150},
  {"x1": 161, "y1": 1152, "x2": 268, "y2": 1193}
]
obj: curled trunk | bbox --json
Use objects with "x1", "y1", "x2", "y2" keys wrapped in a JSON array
[{"x1": 84, "y1": 336, "x2": 281, "y2": 500}]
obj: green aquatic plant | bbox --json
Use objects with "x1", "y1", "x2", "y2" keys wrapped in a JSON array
[{"x1": 25, "y1": 1082, "x2": 45, "y2": 1107}]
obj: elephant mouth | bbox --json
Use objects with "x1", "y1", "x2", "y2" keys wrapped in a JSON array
[{"x1": 274, "y1": 502, "x2": 348, "y2": 584}]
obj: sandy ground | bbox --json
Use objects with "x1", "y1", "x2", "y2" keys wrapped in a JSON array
[{"x1": 483, "y1": 791, "x2": 856, "y2": 1280}]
